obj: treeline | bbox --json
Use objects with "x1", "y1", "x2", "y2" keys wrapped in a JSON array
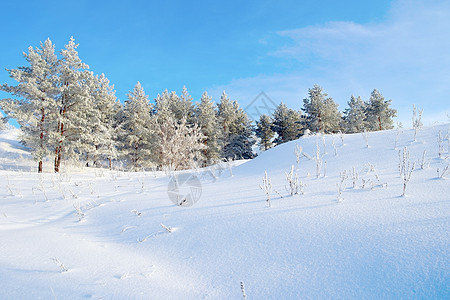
[
  {"x1": 0, "y1": 38, "x2": 396, "y2": 173},
  {"x1": 256, "y1": 85, "x2": 397, "y2": 150}
]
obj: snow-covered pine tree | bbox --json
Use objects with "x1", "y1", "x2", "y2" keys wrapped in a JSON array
[
  {"x1": 256, "y1": 114, "x2": 275, "y2": 151},
  {"x1": 271, "y1": 102, "x2": 303, "y2": 145},
  {"x1": 175, "y1": 86, "x2": 195, "y2": 124},
  {"x1": 154, "y1": 89, "x2": 176, "y2": 121},
  {"x1": 195, "y1": 91, "x2": 221, "y2": 165},
  {"x1": 229, "y1": 102, "x2": 255, "y2": 159},
  {"x1": 302, "y1": 84, "x2": 342, "y2": 133},
  {"x1": 154, "y1": 87, "x2": 194, "y2": 124},
  {"x1": 322, "y1": 97, "x2": 342, "y2": 133},
  {"x1": 302, "y1": 85, "x2": 324, "y2": 133},
  {"x1": 0, "y1": 38, "x2": 59, "y2": 172},
  {"x1": 120, "y1": 82, "x2": 154, "y2": 171},
  {"x1": 86, "y1": 73, "x2": 121, "y2": 168},
  {"x1": 344, "y1": 95, "x2": 367, "y2": 133},
  {"x1": 365, "y1": 89, "x2": 397, "y2": 131},
  {"x1": 53, "y1": 37, "x2": 92, "y2": 172},
  {"x1": 217, "y1": 91, "x2": 255, "y2": 160}
]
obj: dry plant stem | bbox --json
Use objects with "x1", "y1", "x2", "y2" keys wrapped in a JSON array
[
  {"x1": 337, "y1": 170, "x2": 347, "y2": 202},
  {"x1": 438, "y1": 131, "x2": 444, "y2": 158},
  {"x1": 437, "y1": 164, "x2": 449, "y2": 179},
  {"x1": 160, "y1": 223, "x2": 173, "y2": 233},
  {"x1": 362, "y1": 131, "x2": 369, "y2": 148},
  {"x1": 259, "y1": 170, "x2": 272, "y2": 207},
  {"x1": 240, "y1": 281, "x2": 247, "y2": 300},
  {"x1": 399, "y1": 147, "x2": 415, "y2": 196},
  {"x1": 51, "y1": 258, "x2": 68, "y2": 273}
]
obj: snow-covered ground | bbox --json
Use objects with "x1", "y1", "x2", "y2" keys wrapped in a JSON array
[{"x1": 0, "y1": 125, "x2": 449, "y2": 299}]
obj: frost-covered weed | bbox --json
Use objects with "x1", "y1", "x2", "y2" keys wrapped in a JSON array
[
  {"x1": 294, "y1": 144, "x2": 303, "y2": 168},
  {"x1": 259, "y1": 171, "x2": 272, "y2": 207},
  {"x1": 285, "y1": 165, "x2": 305, "y2": 196},
  {"x1": 337, "y1": 170, "x2": 348, "y2": 202},
  {"x1": 362, "y1": 131, "x2": 369, "y2": 148},
  {"x1": 51, "y1": 257, "x2": 68, "y2": 273},
  {"x1": 437, "y1": 164, "x2": 449, "y2": 179},
  {"x1": 399, "y1": 147, "x2": 415, "y2": 196},
  {"x1": 412, "y1": 105, "x2": 423, "y2": 142},
  {"x1": 73, "y1": 202, "x2": 85, "y2": 221},
  {"x1": 350, "y1": 167, "x2": 359, "y2": 188}
]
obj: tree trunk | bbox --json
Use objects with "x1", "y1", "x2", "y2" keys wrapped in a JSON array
[
  {"x1": 39, "y1": 106, "x2": 45, "y2": 173},
  {"x1": 54, "y1": 121, "x2": 63, "y2": 173},
  {"x1": 54, "y1": 147, "x2": 60, "y2": 173}
]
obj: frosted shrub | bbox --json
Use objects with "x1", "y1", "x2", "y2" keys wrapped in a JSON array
[
  {"x1": 337, "y1": 170, "x2": 348, "y2": 202},
  {"x1": 32, "y1": 174, "x2": 49, "y2": 203},
  {"x1": 73, "y1": 202, "x2": 85, "y2": 221},
  {"x1": 399, "y1": 147, "x2": 415, "y2": 196},
  {"x1": 447, "y1": 127, "x2": 450, "y2": 154},
  {"x1": 412, "y1": 105, "x2": 423, "y2": 142},
  {"x1": 51, "y1": 258, "x2": 68, "y2": 273},
  {"x1": 294, "y1": 144, "x2": 303, "y2": 168},
  {"x1": 373, "y1": 173, "x2": 388, "y2": 189},
  {"x1": 226, "y1": 158, "x2": 234, "y2": 177},
  {"x1": 314, "y1": 143, "x2": 324, "y2": 179},
  {"x1": 285, "y1": 165, "x2": 305, "y2": 196},
  {"x1": 138, "y1": 176, "x2": 145, "y2": 193},
  {"x1": 437, "y1": 164, "x2": 449, "y2": 179},
  {"x1": 361, "y1": 131, "x2": 369, "y2": 148},
  {"x1": 361, "y1": 178, "x2": 372, "y2": 189},
  {"x1": 6, "y1": 175, "x2": 14, "y2": 196},
  {"x1": 332, "y1": 138, "x2": 338, "y2": 156},
  {"x1": 438, "y1": 131, "x2": 444, "y2": 158},
  {"x1": 259, "y1": 171, "x2": 272, "y2": 207},
  {"x1": 320, "y1": 134, "x2": 327, "y2": 154},
  {"x1": 350, "y1": 167, "x2": 359, "y2": 188},
  {"x1": 419, "y1": 150, "x2": 428, "y2": 169}
]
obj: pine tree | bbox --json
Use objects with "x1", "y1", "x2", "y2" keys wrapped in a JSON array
[
  {"x1": 195, "y1": 91, "x2": 221, "y2": 165},
  {"x1": 302, "y1": 84, "x2": 341, "y2": 133},
  {"x1": 302, "y1": 85, "x2": 323, "y2": 133},
  {"x1": 120, "y1": 82, "x2": 154, "y2": 171},
  {"x1": 0, "y1": 38, "x2": 59, "y2": 172},
  {"x1": 217, "y1": 91, "x2": 255, "y2": 160},
  {"x1": 53, "y1": 37, "x2": 92, "y2": 172},
  {"x1": 174, "y1": 86, "x2": 195, "y2": 124},
  {"x1": 155, "y1": 87, "x2": 194, "y2": 124},
  {"x1": 154, "y1": 89, "x2": 175, "y2": 121},
  {"x1": 272, "y1": 103, "x2": 303, "y2": 145},
  {"x1": 255, "y1": 114, "x2": 275, "y2": 151},
  {"x1": 85, "y1": 73, "x2": 120, "y2": 168},
  {"x1": 322, "y1": 97, "x2": 342, "y2": 133},
  {"x1": 366, "y1": 89, "x2": 397, "y2": 131},
  {"x1": 344, "y1": 95, "x2": 367, "y2": 133}
]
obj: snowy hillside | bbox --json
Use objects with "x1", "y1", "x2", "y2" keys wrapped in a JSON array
[{"x1": 0, "y1": 125, "x2": 449, "y2": 299}]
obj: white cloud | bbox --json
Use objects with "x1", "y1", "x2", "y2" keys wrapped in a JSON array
[{"x1": 211, "y1": 0, "x2": 450, "y2": 126}]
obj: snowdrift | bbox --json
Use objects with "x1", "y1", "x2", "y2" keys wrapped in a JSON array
[{"x1": 0, "y1": 124, "x2": 449, "y2": 299}]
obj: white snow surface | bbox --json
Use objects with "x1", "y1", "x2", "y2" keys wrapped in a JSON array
[{"x1": 0, "y1": 125, "x2": 449, "y2": 299}]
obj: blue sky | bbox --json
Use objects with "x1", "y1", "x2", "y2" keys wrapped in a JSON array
[{"x1": 1, "y1": 0, "x2": 449, "y2": 125}]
